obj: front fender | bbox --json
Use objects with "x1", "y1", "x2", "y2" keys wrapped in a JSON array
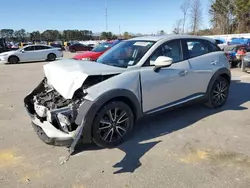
[{"x1": 75, "y1": 89, "x2": 142, "y2": 144}]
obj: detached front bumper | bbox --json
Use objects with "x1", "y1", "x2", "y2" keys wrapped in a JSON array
[
  {"x1": 24, "y1": 79, "x2": 75, "y2": 147},
  {"x1": 23, "y1": 79, "x2": 95, "y2": 147},
  {"x1": 31, "y1": 116, "x2": 74, "y2": 147}
]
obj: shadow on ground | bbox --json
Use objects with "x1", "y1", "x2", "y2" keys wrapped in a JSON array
[
  {"x1": 73, "y1": 80, "x2": 250, "y2": 174},
  {"x1": 4, "y1": 58, "x2": 64, "y2": 65}
]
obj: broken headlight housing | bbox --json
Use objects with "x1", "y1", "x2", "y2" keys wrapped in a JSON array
[{"x1": 57, "y1": 113, "x2": 72, "y2": 132}]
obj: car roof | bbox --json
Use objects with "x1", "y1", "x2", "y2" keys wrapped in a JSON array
[
  {"x1": 23, "y1": 44, "x2": 52, "y2": 48},
  {"x1": 128, "y1": 35, "x2": 216, "y2": 43}
]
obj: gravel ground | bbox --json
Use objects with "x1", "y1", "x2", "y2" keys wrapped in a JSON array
[{"x1": 0, "y1": 52, "x2": 250, "y2": 188}]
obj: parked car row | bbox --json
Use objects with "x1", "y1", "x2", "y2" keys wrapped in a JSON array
[
  {"x1": 0, "y1": 39, "x2": 123, "y2": 64},
  {"x1": 73, "y1": 39, "x2": 123, "y2": 61},
  {"x1": 219, "y1": 37, "x2": 250, "y2": 68}
]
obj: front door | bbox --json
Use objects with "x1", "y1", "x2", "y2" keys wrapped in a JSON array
[
  {"x1": 140, "y1": 39, "x2": 199, "y2": 113},
  {"x1": 18, "y1": 46, "x2": 36, "y2": 62}
]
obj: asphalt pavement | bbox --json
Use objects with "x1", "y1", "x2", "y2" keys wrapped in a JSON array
[{"x1": 0, "y1": 52, "x2": 250, "y2": 188}]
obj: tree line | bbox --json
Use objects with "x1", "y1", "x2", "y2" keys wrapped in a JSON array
[
  {"x1": 171, "y1": 0, "x2": 250, "y2": 36},
  {"x1": 0, "y1": 29, "x2": 134, "y2": 42},
  {"x1": 210, "y1": 0, "x2": 250, "y2": 34}
]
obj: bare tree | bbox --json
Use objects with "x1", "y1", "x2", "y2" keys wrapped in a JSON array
[
  {"x1": 172, "y1": 19, "x2": 183, "y2": 34},
  {"x1": 189, "y1": 0, "x2": 203, "y2": 35},
  {"x1": 180, "y1": 0, "x2": 190, "y2": 34}
]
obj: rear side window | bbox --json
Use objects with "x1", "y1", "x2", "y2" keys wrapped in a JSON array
[
  {"x1": 35, "y1": 46, "x2": 50, "y2": 50},
  {"x1": 24, "y1": 46, "x2": 35, "y2": 51},
  {"x1": 183, "y1": 39, "x2": 221, "y2": 59},
  {"x1": 204, "y1": 40, "x2": 222, "y2": 52},
  {"x1": 184, "y1": 40, "x2": 209, "y2": 58}
]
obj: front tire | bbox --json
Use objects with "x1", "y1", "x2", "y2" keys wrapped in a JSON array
[
  {"x1": 8, "y1": 56, "x2": 19, "y2": 64},
  {"x1": 92, "y1": 101, "x2": 134, "y2": 148},
  {"x1": 205, "y1": 76, "x2": 229, "y2": 108}
]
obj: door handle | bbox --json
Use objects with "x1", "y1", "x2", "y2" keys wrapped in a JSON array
[
  {"x1": 211, "y1": 60, "x2": 218, "y2": 65},
  {"x1": 179, "y1": 70, "x2": 188, "y2": 76}
]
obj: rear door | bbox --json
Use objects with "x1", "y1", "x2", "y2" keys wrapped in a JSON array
[
  {"x1": 182, "y1": 38, "x2": 222, "y2": 94},
  {"x1": 34, "y1": 45, "x2": 50, "y2": 60}
]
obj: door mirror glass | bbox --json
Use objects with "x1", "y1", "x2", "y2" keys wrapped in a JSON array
[{"x1": 154, "y1": 56, "x2": 173, "y2": 72}]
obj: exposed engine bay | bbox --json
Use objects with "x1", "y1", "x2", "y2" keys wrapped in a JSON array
[{"x1": 25, "y1": 74, "x2": 117, "y2": 134}]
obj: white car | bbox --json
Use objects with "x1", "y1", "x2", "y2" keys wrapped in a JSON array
[
  {"x1": 24, "y1": 35, "x2": 231, "y2": 149},
  {"x1": 0, "y1": 44, "x2": 63, "y2": 64}
]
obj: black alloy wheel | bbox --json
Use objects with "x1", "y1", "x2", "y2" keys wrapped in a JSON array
[
  {"x1": 92, "y1": 101, "x2": 134, "y2": 148},
  {"x1": 206, "y1": 76, "x2": 229, "y2": 108}
]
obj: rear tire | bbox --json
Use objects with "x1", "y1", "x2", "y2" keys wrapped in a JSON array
[
  {"x1": 8, "y1": 56, "x2": 19, "y2": 64},
  {"x1": 205, "y1": 76, "x2": 229, "y2": 108},
  {"x1": 92, "y1": 101, "x2": 134, "y2": 148},
  {"x1": 47, "y1": 53, "x2": 56, "y2": 61}
]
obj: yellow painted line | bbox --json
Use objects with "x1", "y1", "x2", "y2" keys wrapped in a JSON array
[
  {"x1": 0, "y1": 149, "x2": 50, "y2": 183},
  {"x1": 0, "y1": 150, "x2": 22, "y2": 168},
  {"x1": 180, "y1": 149, "x2": 208, "y2": 164}
]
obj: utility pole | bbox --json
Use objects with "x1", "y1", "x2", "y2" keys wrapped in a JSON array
[
  {"x1": 119, "y1": 25, "x2": 121, "y2": 37},
  {"x1": 105, "y1": 0, "x2": 108, "y2": 32}
]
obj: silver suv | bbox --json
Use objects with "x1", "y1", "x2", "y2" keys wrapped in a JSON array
[{"x1": 24, "y1": 35, "x2": 231, "y2": 152}]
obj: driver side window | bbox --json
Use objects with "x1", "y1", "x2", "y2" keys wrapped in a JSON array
[{"x1": 149, "y1": 40, "x2": 183, "y2": 65}]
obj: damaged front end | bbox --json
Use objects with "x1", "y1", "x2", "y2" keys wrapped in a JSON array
[
  {"x1": 24, "y1": 73, "x2": 117, "y2": 149},
  {"x1": 24, "y1": 59, "x2": 125, "y2": 152},
  {"x1": 24, "y1": 77, "x2": 86, "y2": 147}
]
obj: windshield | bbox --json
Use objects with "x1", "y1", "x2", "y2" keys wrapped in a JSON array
[
  {"x1": 96, "y1": 40, "x2": 155, "y2": 68},
  {"x1": 92, "y1": 42, "x2": 113, "y2": 52}
]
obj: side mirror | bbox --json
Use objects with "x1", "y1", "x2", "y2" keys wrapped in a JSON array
[
  {"x1": 20, "y1": 49, "x2": 25, "y2": 53},
  {"x1": 153, "y1": 56, "x2": 173, "y2": 72}
]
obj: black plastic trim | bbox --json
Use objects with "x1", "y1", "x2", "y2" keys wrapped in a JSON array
[
  {"x1": 205, "y1": 68, "x2": 231, "y2": 99},
  {"x1": 144, "y1": 93, "x2": 206, "y2": 115}
]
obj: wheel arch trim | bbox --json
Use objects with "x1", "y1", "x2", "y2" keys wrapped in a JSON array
[
  {"x1": 78, "y1": 89, "x2": 142, "y2": 143},
  {"x1": 206, "y1": 68, "x2": 231, "y2": 96}
]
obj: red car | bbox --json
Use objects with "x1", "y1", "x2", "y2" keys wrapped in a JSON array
[
  {"x1": 69, "y1": 43, "x2": 94, "y2": 53},
  {"x1": 73, "y1": 40, "x2": 123, "y2": 61}
]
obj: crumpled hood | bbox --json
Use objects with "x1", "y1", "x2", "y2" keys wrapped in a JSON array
[{"x1": 43, "y1": 59, "x2": 125, "y2": 99}]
